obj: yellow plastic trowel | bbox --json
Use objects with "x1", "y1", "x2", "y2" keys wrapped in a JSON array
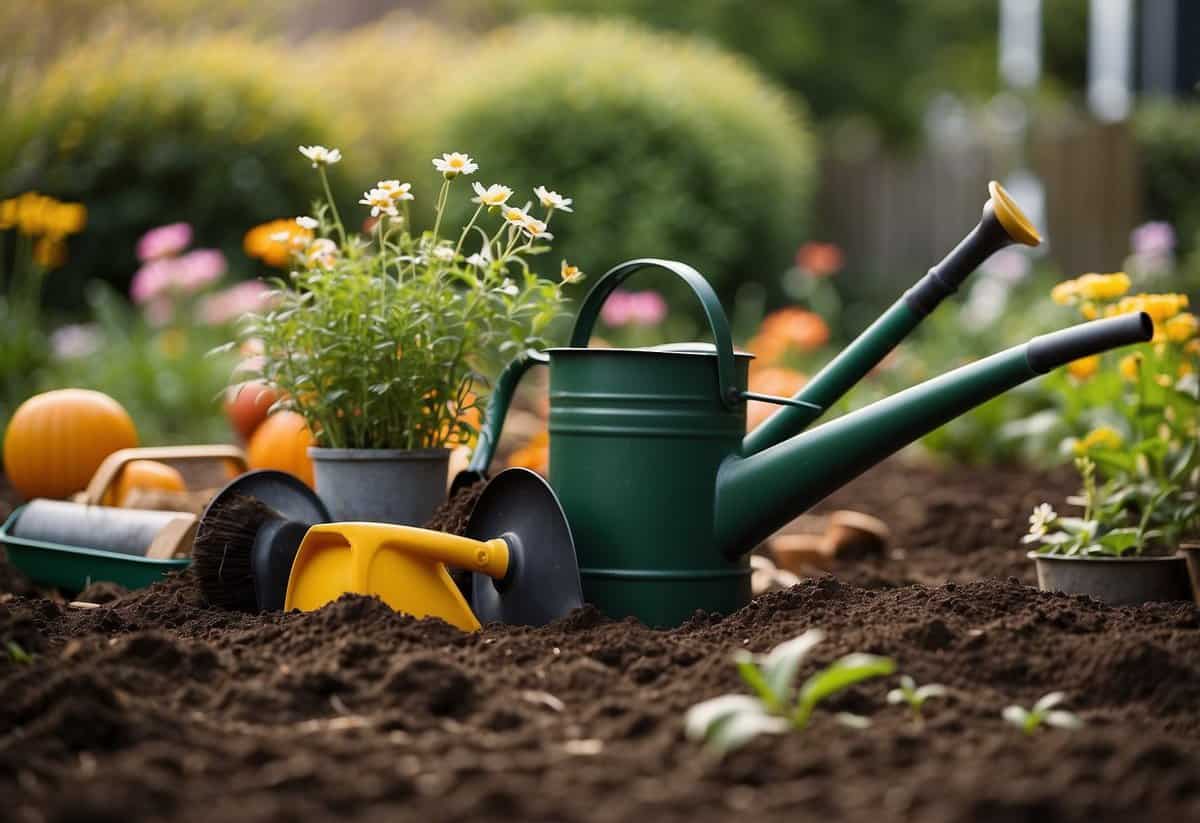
[{"x1": 283, "y1": 468, "x2": 582, "y2": 630}]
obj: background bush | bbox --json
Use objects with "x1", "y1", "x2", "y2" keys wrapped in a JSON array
[
  {"x1": 0, "y1": 31, "x2": 363, "y2": 310},
  {"x1": 1135, "y1": 101, "x2": 1200, "y2": 257},
  {"x1": 414, "y1": 17, "x2": 816, "y2": 305}
]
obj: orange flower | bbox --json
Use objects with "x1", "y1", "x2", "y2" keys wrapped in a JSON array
[
  {"x1": 746, "y1": 367, "x2": 807, "y2": 431},
  {"x1": 1066, "y1": 355, "x2": 1100, "y2": 381},
  {"x1": 748, "y1": 307, "x2": 831, "y2": 366},
  {"x1": 795, "y1": 242, "x2": 843, "y2": 277},
  {"x1": 244, "y1": 219, "x2": 313, "y2": 268}
]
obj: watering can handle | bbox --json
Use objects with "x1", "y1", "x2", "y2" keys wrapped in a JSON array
[
  {"x1": 569, "y1": 258, "x2": 743, "y2": 409},
  {"x1": 464, "y1": 349, "x2": 550, "y2": 478}
]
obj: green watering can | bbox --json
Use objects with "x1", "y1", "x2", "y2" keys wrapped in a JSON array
[{"x1": 466, "y1": 182, "x2": 1154, "y2": 626}]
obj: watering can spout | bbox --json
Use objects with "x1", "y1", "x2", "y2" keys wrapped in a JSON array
[
  {"x1": 715, "y1": 312, "x2": 1153, "y2": 556},
  {"x1": 742, "y1": 181, "x2": 1042, "y2": 457}
]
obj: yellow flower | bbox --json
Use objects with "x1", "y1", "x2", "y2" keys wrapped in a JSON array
[
  {"x1": 1164, "y1": 313, "x2": 1198, "y2": 343},
  {"x1": 1079, "y1": 301, "x2": 1098, "y2": 320},
  {"x1": 32, "y1": 236, "x2": 66, "y2": 269},
  {"x1": 560, "y1": 260, "x2": 584, "y2": 284},
  {"x1": 1075, "y1": 426, "x2": 1123, "y2": 454},
  {"x1": 1066, "y1": 355, "x2": 1100, "y2": 381},
  {"x1": 16, "y1": 192, "x2": 54, "y2": 236},
  {"x1": 1111, "y1": 293, "x2": 1189, "y2": 322},
  {"x1": 0, "y1": 198, "x2": 17, "y2": 230},
  {"x1": 50, "y1": 202, "x2": 87, "y2": 236},
  {"x1": 1076, "y1": 272, "x2": 1130, "y2": 301},
  {"x1": 1050, "y1": 280, "x2": 1077, "y2": 306},
  {"x1": 1118, "y1": 353, "x2": 1141, "y2": 382}
]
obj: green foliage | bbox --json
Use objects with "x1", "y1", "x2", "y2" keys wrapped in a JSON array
[
  {"x1": 5, "y1": 640, "x2": 33, "y2": 664},
  {"x1": 886, "y1": 675, "x2": 948, "y2": 723},
  {"x1": 241, "y1": 153, "x2": 576, "y2": 450},
  {"x1": 414, "y1": 17, "x2": 815, "y2": 306},
  {"x1": 44, "y1": 283, "x2": 236, "y2": 445},
  {"x1": 0, "y1": 32, "x2": 360, "y2": 311},
  {"x1": 685, "y1": 629, "x2": 894, "y2": 754},
  {"x1": 1002, "y1": 692, "x2": 1082, "y2": 734},
  {"x1": 1135, "y1": 102, "x2": 1200, "y2": 258}
]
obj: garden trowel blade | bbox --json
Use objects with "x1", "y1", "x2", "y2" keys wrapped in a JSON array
[{"x1": 467, "y1": 468, "x2": 582, "y2": 626}]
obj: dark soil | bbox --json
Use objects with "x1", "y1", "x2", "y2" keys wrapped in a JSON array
[{"x1": 2, "y1": 458, "x2": 1199, "y2": 823}]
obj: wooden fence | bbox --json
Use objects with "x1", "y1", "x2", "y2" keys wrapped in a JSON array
[{"x1": 815, "y1": 118, "x2": 1141, "y2": 284}]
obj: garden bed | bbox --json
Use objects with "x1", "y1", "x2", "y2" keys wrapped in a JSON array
[{"x1": 2, "y1": 458, "x2": 1199, "y2": 823}]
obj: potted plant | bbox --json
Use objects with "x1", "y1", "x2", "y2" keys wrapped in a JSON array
[
  {"x1": 230, "y1": 146, "x2": 582, "y2": 524},
  {"x1": 1024, "y1": 272, "x2": 1199, "y2": 604}
]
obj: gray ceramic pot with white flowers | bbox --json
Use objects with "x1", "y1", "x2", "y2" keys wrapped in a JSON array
[{"x1": 309, "y1": 447, "x2": 450, "y2": 525}]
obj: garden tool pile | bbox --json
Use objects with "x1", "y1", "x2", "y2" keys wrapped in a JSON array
[
  {"x1": 193, "y1": 467, "x2": 583, "y2": 630},
  {"x1": 0, "y1": 446, "x2": 247, "y2": 591}
]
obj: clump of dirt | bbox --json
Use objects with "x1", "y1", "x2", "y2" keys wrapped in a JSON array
[
  {"x1": 423, "y1": 480, "x2": 485, "y2": 535},
  {"x1": 1, "y1": 458, "x2": 1197, "y2": 823}
]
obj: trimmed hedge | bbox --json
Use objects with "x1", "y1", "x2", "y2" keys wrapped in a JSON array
[
  {"x1": 414, "y1": 17, "x2": 816, "y2": 303},
  {"x1": 0, "y1": 32, "x2": 361, "y2": 308}
]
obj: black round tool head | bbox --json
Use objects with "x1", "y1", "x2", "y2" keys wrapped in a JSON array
[
  {"x1": 199, "y1": 470, "x2": 330, "y2": 611},
  {"x1": 467, "y1": 468, "x2": 582, "y2": 626}
]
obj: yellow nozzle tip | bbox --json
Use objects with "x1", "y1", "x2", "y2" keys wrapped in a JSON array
[{"x1": 988, "y1": 181, "x2": 1042, "y2": 247}]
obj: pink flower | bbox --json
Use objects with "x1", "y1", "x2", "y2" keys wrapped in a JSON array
[
  {"x1": 143, "y1": 297, "x2": 174, "y2": 327},
  {"x1": 600, "y1": 290, "x2": 667, "y2": 327},
  {"x1": 197, "y1": 280, "x2": 273, "y2": 326},
  {"x1": 137, "y1": 222, "x2": 193, "y2": 262},
  {"x1": 49, "y1": 324, "x2": 101, "y2": 360},
  {"x1": 176, "y1": 249, "x2": 226, "y2": 293},
  {"x1": 1131, "y1": 221, "x2": 1175, "y2": 258},
  {"x1": 130, "y1": 258, "x2": 174, "y2": 304}
]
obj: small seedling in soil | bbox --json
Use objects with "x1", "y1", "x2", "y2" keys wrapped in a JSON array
[
  {"x1": 685, "y1": 628, "x2": 895, "y2": 753},
  {"x1": 1002, "y1": 691, "x2": 1083, "y2": 734},
  {"x1": 5, "y1": 641, "x2": 33, "y2": 664},
  {"x1": 886, "y1": 675, "x2": 948, "y2": 724}
]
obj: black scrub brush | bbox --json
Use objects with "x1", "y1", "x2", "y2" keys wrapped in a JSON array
[{"x1": 193, "y1": 470, "x2": 330, "y2": 611}]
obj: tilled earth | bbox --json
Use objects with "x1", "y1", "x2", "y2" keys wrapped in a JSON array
[{"x1": 2, "y1": 458, "x2": 1198, "y2": 823}]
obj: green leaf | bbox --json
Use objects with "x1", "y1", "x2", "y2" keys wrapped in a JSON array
[
  {"x1": 761, "y1": 628, "x2": 825, "y2": 701},
  {"x1": 684, "y1": 694, "x2": 767, "y2": 741},
  {"x1": 1097, "y1": 528, "x2": 1140, "y2": 554},
  {"x1": 798, "y1": 653, "x2": 896, "y2": 708},
  {"x1": 704, "y1": 707, "x2": 790, "y2": 754},
  {"x1": 735, "y1": 658, "x2": 780, "y2": 708}
]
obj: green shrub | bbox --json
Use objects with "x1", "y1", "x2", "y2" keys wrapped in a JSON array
[
  {"x1": 0, "y1": 32, "x2": 361, "y2": 310},
  {"x1": 1135, "y1": 101, "x2": 1200, "y2": 258},
  {"x1": 414, "y1": 18, "x2": 816, "y2": 304}
]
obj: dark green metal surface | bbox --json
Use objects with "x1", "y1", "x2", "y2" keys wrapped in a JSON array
[{"x1": 0, "y1": 506, "x2": 189, "y2": 593}]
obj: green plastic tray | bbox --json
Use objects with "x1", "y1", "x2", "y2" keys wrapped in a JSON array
[{"x1": 0, "y1": 505, "x2": 190, "y2": 593}]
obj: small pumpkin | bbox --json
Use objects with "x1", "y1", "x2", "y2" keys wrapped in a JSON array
[
  {"x1": 103, "y1": 460, "x2": 187, "y2": 507},
  {"x1": 224, "y1": 380, "x2": 279, "y2": 441},
  {"x1": 3, "y1": 389, "x2": 139, "y2": 501},
  {"x1": 246, "y1": 411, "x2": 315, "y2": 487}
]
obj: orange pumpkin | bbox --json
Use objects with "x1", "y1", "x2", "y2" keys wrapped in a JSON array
[
  {"x1": 3, "y1": 389, "x2": 139, "y2": 500},
  {"x1": 102, "y1": 460, "x2": 187, "y2": 507},
  {"x1": 246, "y1": 411, "x2": 315, "y2": 487}
]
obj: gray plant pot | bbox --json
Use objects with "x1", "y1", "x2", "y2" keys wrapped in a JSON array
[
  {"x1": 309, "y1": 447, "x2": 450, "y2": 525},
  {"x1": 1029, "y1": 551, "x2": 1194, "y2": 606},
  {"x1": 1181, "y1": 543, "x2": 1200, "y2": 604}
]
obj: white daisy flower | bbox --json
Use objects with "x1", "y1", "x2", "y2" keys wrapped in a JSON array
[
  {"x1": 499, "y1": 279, "x2": 519, "y2": 296},
  {"x1": 467, "y1": 243, "x2": 493, "y2": 269},
  {"x1": 522, "y1": 215, "x2": 553, "y2": 240},
  {"x1": 433, "y1": 244, "x2": 456, "y2": 262},
  {"x1": 533, "y1": 185, "x2": 573, "y2": 212},
  {"x1": 306, "y1": 238, "x2": 338, "y2": 270},
  {"x1": 471, "y1": 182, "x2": 513, "y2": 207},
  {"x1": 377, "y1": 180, "x2": 414, "y2": 202},
  {"x1": 298, "y1": 145, "x2": 342, "y2": 168},
  {"x1": 359, "y1": 188, "x2": 398, "y2": 218},
  {"x1": 560, "y1": 260, "x2": 584, "y2": 284},
  {"x1": 295, "y1": 216, "x2": 319, "y2": 230},
  {"x1": 432, "y1": 152, "x2": 478, "y2": 178},
  {"x1": 1027, "y1": 503, "x2": 1057, "y2": 538},
  {"x1": 502, "y1": 205, "x2": 530, "y2": 227}
]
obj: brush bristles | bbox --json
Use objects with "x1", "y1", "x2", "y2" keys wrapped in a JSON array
[{"x1": 193, "y1": 494, "x2": 279, "y2": 611}]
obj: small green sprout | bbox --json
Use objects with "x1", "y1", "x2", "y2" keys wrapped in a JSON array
[
  {"x1": 5, "y1": 641, "x2": 33, "y2": 664},
  {"x1": 1002, "y1": 691, "x2": 1083, "y2": 734},
  {"x1": 886, "y1": 675, "x2": 948, "y2": 723},
  {"x1": 685, "y1": 629, "x2": 895, "y2": 753}
]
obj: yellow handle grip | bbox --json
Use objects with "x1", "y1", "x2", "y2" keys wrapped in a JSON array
[{"x1": 308, "y1": 522, "x2": 510, "y2": 580}]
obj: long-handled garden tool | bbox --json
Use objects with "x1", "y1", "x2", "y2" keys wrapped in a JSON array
[
  {"x1": 457, "y1": 181, "x2": 1157, "y2": 626},
  {"x1": 0, "y1": 445, "x2": 247, "y2": 591}
]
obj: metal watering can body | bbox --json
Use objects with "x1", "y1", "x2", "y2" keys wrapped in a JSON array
[{"x1": 467, "y1": 183, "x2": 1154, "y2": 627}]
